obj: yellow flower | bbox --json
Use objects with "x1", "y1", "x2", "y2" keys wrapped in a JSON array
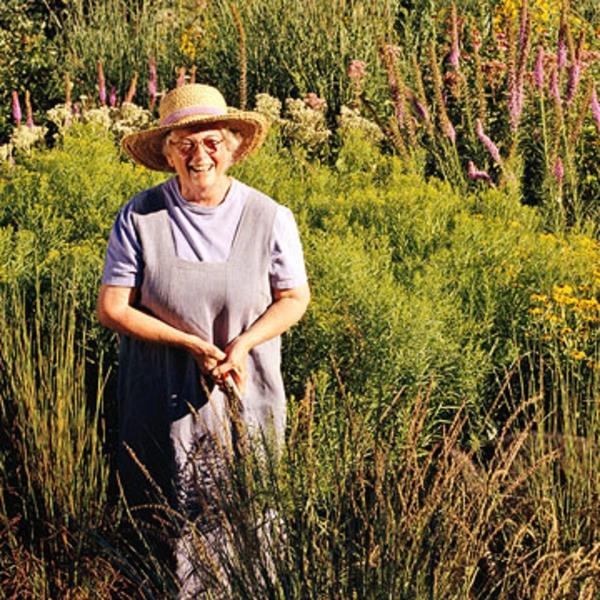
[
  {"x1": 570, "y1": 350, "x2": 587, "y2": 361},
  {"x1": 531, "y1": 293, "x2": 548, "y2": 304}
]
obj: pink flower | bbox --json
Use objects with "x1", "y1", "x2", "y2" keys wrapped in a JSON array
[
  {"x1": 109, "y1": 86, "x2": 117, "y2": 108},
  {"x1": 591, "y1": 87, "x2": 600, "y2": 133},
  {"x1": 557, "y1": 26, "x2": 567, "y2": 70},
  {"x1": 11, "y1": 91, "x2": 22, "y2": 125},
  {"x1": 444, "y1": 120, "x2": 456, "y2": 144},
  {"x1": 566, "y1": 61, "x2": 581, "y2": 104},
  {"x1": 25, "y1": 90, "x2": 33, "y2": 128},
  {"x1": 412, "y1": 98, "x2": 429, "y2": 122},
  {"x1": 553, "y1": 156, "x2": 564, "y2": 183},
  {"x1": 347, "y1": 59, "x2": 367, "y2": 82},
  {"x1": 176, "y1": 67, "x2": 186, "y2": 88},
  {"x1": 508, "y1": 85, "x2": 524, "y2": 132},
  {"x1": 533, "y1": 45, "x2": 545, "y2": 90},
  {"x1": 475, "y1": 119, "x2": 502, "y2": 164},
  {"x1": 467, "y1": 160, "x2": 491, "y2": 182},
  {"x1": 448, "y1": 3, "x2": 460, "y2": 69},
  {"x1": 148, "y1": 57, "x2": 157, "y2": 110},
  {"x1": 550, "y1": 67, "x2": 561, "y2": 105},
  {"x1": 97, "y1": 61, "x2": 106, "y2": 106},
  {"x1": 304, "y1": 92, "x2": 327, "y2": 111}
]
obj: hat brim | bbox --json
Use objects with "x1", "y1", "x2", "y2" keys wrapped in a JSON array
[{"x1": 121, "y1": 110, "x2": 268, "y2": 172}]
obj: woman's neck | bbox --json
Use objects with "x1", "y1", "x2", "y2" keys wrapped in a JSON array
[{"x1": 178, "y1": 176, "x2": 232, "y2": 206}]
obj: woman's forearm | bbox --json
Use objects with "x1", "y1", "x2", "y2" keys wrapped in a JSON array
[
  {"x1": 236, "y1": 284, "x2": 311, "y2": 352},
  {"x1": 96, "y1": 285, "x2": 224, "y2": 360}
]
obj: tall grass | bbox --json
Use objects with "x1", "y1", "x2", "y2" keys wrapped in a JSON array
[
  {"x1": 0, "y1": 278, "x2": 110, "y2": 597},
  {"x1": 150, "y1": 368, "x2": 599, "y2": 599}
]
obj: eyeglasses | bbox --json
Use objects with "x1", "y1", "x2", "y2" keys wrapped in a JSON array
[{"x1": 168, "y1": 136, "x2": 224, "y2": 157}]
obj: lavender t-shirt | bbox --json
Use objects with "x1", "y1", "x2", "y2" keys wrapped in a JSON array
[{"x1": 102, "y1": 177, "x2": 308, "y2": 290}]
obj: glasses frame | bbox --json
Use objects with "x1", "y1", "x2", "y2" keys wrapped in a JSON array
[{"x1": 167, "y1": 135, "x2": 225, "y2": 158}]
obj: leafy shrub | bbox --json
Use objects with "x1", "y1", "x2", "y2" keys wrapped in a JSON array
[{"x1": 0, "y1": 0, "x2": 60, "y2": 140}]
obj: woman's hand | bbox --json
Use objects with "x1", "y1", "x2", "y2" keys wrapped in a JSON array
[
  {"x1": 212, "y1": 337, "x2": 250, "y2": 394},
  {"x1": 97, "y1": 285, "x2": 226, "y2": 376},
  {"x1": 188, "y1": 338, "x2": 227, "y2": 376}
]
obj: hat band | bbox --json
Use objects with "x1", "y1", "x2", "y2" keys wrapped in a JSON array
[{"x1": 160, "y1": 105, "x2": 227, "y2": 126}]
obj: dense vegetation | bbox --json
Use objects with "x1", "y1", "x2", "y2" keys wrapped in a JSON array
[{"x1": 0, "y1": 0, "x2": 599, "y2": 597}]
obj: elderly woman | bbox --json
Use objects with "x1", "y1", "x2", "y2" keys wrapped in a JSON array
[{"x1": 97, "y1": 84, "x2": 309, "y2": 591}]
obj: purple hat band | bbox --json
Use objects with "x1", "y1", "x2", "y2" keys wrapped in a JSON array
[{"x1": 160, "y1": 105, "x2": 227, "y2": 126}]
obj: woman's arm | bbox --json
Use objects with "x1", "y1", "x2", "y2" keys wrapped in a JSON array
[
  {"x1": 97, "y1": 284, "x2": 226, "y2": 372},
  {"x1": 212, "y1": 283, "x2": 310, "y2": 389}
]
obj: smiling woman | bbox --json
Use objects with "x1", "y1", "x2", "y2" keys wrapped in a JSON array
[{"x1": 96, "y1": 83, "x2": 310, "y2": 597}]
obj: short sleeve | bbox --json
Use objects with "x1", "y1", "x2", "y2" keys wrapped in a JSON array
[
  {"x1": 269, "y1": 206, "x2": 308, "y2": 290},
  {"x1": 101, "y1": 202, "x2": 144, "y2": 287}
]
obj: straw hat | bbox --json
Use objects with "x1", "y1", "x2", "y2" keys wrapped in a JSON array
[{"x1": 121, "y1": 84, "x2": 268, "y2": 172}]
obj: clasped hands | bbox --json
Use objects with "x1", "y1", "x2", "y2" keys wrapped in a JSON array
[{"x1": 190, "y1": 335, "x2": 249, "y2": 395}]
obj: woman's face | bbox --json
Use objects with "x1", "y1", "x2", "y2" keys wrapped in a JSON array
[{"x1": 164, "y1": 126, "x2": 234, "y2": 203}]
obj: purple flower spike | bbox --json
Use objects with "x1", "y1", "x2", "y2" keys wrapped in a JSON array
[
  {"x1": 11, "y1": 91, "x2": 22, "y2": 125},
  {"x1": 25, "y1": 91, "x2": 33, "y2": 128},
  {"x1": 534, "y1": 46, "x2": 545, "y2": 90},
  {"x1": 148, "y1": 57, "x2": 158, "y2": 110},
  {"x1": 448, "y1": 3, "x2": 460, "y2": 70},
  {"x1": 97, "y1": 61, "x2": 106, "y2": 106},
  {"x1": 176, "y1": 67, "x2": 186, "y2": 88},
  {"x1": 475, "y1": 119, "x2": 502, "y2": 164},
  {"x1": 557, "y1": 27, "x2": 567, "y2": 70},
  {"x1": 553, "y1": 156, "x2": 564, "y2": 183},
  {"x1": 412, "y1": 98, "x2": 429, "y2": 122},
  {"x1": 509, "y1": 86, "x2": 524, "y2": 132},
  {"x1": 445, "y1": 120, "x2": 456, "y2": 144},
  {"x1": 591, "y1": 87, "x2": 600, "y2": 133},
  {"x1": 468, "y1": 160, "x2": 491, "y2": 182},
  {"x1": 550, "y1": 68, "x2": 561, "y2": 105},
  {"x1": 109, "y1": 86, "x2": 117, "y2": 108},
  {"x1": 566, "y1": 61, "x2": 581, "y2": 104}
]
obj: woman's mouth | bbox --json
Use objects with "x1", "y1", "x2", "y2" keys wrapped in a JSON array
[{"x1": 189, "y1": 164, "x2": 213, "y2": 173}]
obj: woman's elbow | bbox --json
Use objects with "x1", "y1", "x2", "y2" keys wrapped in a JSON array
[{"x1": 96, "y1": 285, "x2": 134, "y2": 331}]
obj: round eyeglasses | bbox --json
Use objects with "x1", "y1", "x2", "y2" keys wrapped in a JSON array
[{"x1": 168, "y1": 136, "x2": 224, "y2": 157}]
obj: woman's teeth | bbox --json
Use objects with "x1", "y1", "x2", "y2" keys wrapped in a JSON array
[{"x1": 190, "y1": 165, "x2": 213, "y2": 173}]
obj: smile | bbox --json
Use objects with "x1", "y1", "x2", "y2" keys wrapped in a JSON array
[{"x1": 189, "y1": 165, "x2": 213, "y2": 173}]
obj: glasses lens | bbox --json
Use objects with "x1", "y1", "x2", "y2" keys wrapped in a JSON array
[
  {"x1": 170, "y1": 137, "x2": 223, "y2": 156},
  {"x1": 203, "y1": 138, "x2": 222, "y2": 153}
]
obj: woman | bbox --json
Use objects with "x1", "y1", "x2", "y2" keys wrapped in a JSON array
[{"x1": 97, "y1": 84, "x2": 309, "y2": 591}]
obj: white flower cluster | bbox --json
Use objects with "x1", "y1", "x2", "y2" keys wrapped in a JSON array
[
  {"x1": 280, "y1": 98, "x2": 331, "y2": 152},
  {"x1": 110, "y1": 102, "x2": 154, "y2": 141},
  {"x1": 46, "y1": 103, "x2": 77, "y2": 139},
  {"x1": 47, "y1": 100, "x2": 153, "y2": 143},
  {"x1": 255, "y1": 93, "x2": 282, "y2": 123},
  {"x1": 0, "y1": 122, "x2": 48, "y2": 163},
  {"x1": 337, "y1": 105, "x2": 383, "y2": 144}
]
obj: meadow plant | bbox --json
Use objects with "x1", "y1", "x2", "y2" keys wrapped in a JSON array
[
  {"x1": 349, "y1": 0, "x2": 600, "y2": 223},
  {"x1": 0, "y1": 280, "x2": 110, "y2": 597}
]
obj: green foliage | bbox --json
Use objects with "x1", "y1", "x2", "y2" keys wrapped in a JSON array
[
  {"x1": 0, "y1": 107, "x2": 598, "y2": 596},
  {"x1": 0, "y1": 0, "x2": 60, "y2": 140},
  {"x1": 51, "y1": 0, "x2": 193, "y2": 109}
]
